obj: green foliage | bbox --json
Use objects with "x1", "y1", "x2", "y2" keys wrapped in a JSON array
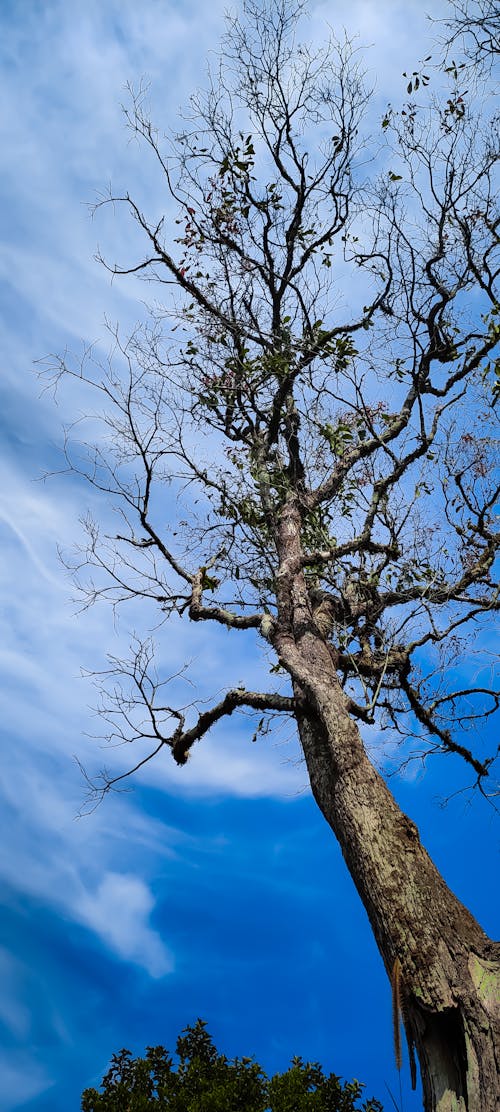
[
  {"x1": 200, "y1": 568, "x2": 220, "y2": 592},
  {"x1": 219, "y1": 134, "x2": 256, "y2": 180},
  {"x1": 482, "y1": 304, "x2": 500, "y2": 403},
  {"x1": 81, "y1": 1020, "x2": 383, "y2": 1112},
  {"x1": 301, "y1": 505, "x2": 334, "y2": 552},
  {"x1": 402, "y1": 63, "x2": 431, "y2": 95}
]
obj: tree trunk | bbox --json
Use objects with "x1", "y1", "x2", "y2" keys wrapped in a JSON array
[
  {"x1": 273, "y1": 501, "x2": 499, "y2": 1108},
  {"x1": 295, "y1": 674, "x2": 500, "y2": 1111}
]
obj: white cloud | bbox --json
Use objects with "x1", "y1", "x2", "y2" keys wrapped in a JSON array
[
  {"x1": 75, "y1": 871, "x2": 173, "y2": 977},
  {"x1": 0, "y1": 451, "x2": 303, "y2": 790},
  {"x1": 0, "y1": 755, "x2": 175, "y2": 976}
]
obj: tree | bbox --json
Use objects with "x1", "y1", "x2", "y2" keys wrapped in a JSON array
[
  {"x1": 47, "y1": 2, "x2": 500, "y2": 1109},
  {"x1": 81, "y1": 1018, "x2": 383, "y2": 1111},
  {"x1": 440, "y1": 0, "x2": 499, "y2": 71}
]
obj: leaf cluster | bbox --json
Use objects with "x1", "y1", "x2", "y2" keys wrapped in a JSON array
[{"x1": 81, "y1": 1019, "x2": 383, "y2": 1112}]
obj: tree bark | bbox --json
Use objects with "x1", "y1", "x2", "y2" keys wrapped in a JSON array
[
  {"x1": 273, "y1": 504, "x2": 500, "y2": 1111},
  {"x1": 297, "y1": 697, "x2": 500, "y2": 1111}
]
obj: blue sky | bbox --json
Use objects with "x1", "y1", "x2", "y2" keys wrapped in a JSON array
[{"x1": 0, "y1": 1, "x2": 498, "y2": 1110}]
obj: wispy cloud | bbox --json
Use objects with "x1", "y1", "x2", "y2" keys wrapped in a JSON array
[
  {"x1": 0, "y1": 759, "x2": 173, "y2": 977},
  {"x1": 0, "y1": 950, "x2": 32, "y2": 1042},
  {"x1": 0, "y1": 1052, "x2": 52, "y2": 1112},
  {"x1": 75, "y1": 872, "x2": 173, "y2": 977}
]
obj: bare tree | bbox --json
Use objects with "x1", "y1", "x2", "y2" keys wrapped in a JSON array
[
  {"x1": 47, "y1": 2, "x2": 500, "y2": 1109},
  {"x1": 440, "y1": 0, "x2": 500, "y2": 70}
]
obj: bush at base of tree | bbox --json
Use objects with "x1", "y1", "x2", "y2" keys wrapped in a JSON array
[{"x1": 81, "y1": 1019, "x2": 383, "y2": 1111}]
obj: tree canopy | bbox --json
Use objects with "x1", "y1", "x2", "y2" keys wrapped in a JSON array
[
  {"x1": 81, "y1": 1019, "x2": 383, "y2": 1111},
  {"x1": 50, "y1": 0, "x2": 499, "y2": 797},
  {"x1": 47, "y1": 1, "x2": 500, "y2": 1108},
  {"x1": 440, "y1": 0, "x2": 500, "y2": 70}
]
